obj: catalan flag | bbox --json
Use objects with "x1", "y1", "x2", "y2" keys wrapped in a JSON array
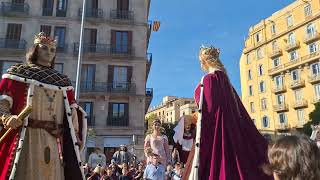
[{"x1": 153, "y1": 21, "x2": 160, "y2": 32}]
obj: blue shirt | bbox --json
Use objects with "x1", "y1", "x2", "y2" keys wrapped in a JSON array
[{"x1": 143, "y1": 163, "x2": 165, "y2": 180}]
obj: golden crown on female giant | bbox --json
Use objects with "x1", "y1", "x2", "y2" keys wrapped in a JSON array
[
  {"x1": 199, "y1": 45, "x2": 220, "y2": 60},
  {"x1": 33, "y1": 32, "x2": 57, "y2": 48}
]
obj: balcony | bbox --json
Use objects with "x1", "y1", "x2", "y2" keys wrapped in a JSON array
[
  {"x1": 106, "y1": 117, "x2": 128, "y2": 127},
  {"x1": 311, "y1": 97, "x2": 320, "y2": 104},
  {"x1": 308, "y1": 74, "x2": 320, "y2": 84},
  {"x1": 74, "y1": 43, "x2": 133, "y2": 57},
  {"x1": 56, "y1": 9, "x2": 67, "y2": 17},
  {"x1": 1, "y1": 2, "x2": 29, "y2": 16},
  {"x1": 42, "y1": 8, "x2": 53, "y2": 16},
  {"x1": 145, "y1": 88, "x2": 153, "y2": 113},
  {"x1": 304, "y1": 32, "x2": 320, "y2": 44},
  {"x1": 146, "y1": 88, "x2": 153, "y2": 97},
  {"x1": 78, "y1": 8, "x2": 103, "y2": 19},
  {"x1": 292, "y1": 99, "x2": 308, "y2": 109},
  {"x1": 0, "y1": 38, "x2": 26, "y2": 50},
  {"x1": 76, "y1": 82, "x2": 136, "y2": 94},
  {"x1": 285, "y1": 41, "x2": 300, "y2": 52},
  {"x1": 276, "y1": 123, "x2": 290, "y2": 130},
  {"x1": 269, "y1": 48, "x2": 282, "y2": 58},
  {"x1": 146, "y1": 53, "x2": 152, "y2": 79},
  {"x1": 110, "y1": 10, "x2": 134, "y2": 23},
  {"x1": 56, "y1": 44, "x2": 68, "y2": 53},
  {"x1": 289, "y1": 79, "x2": 305, "y2": 89},
  {"x1": 272, "y1": 85, "x2": 286, "y2": 94},
  {"x1": 273, "y1": 103, "x2": 289, "y2": 112}
]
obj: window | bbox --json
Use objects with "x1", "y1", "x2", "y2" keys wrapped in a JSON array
[
  {"x1": 273, "y1": 58, "x2": 280, "y2": 67},
  {"x1": 249, "y1": 85, "x2": 253, "y2": 96},
  {"x1": 42, "y1": 0, "x2": 54, "y2": 16},
  {"x1": 272, "y1": 41, "x2": 278, "y2": 51},
  {"x1": 306, "y1": 23, "x2": 316, "y2": 37},
  {"x1": 81, "y1": 64, "x2": 96, "y2": 90},
  {"x1": 297, "y1": 109, "x2": 305, "y2": 124},
  {"x1": 79, "y1": 102, "x2": 94, "y2": 126},
  {"x1": 84, "y1": 28, "x2": 97, "y2": 52},
  {"x1": 311, "y1": 63, "x2": 320, "y2": 76},
  {"x1": 287, "y1": 15, "x2": 293, "y2": 27},
  {"x1": 262, "y1": 116, "x2": 269, "y2": 128},
  {"x1": 250, "y1": 102, "x2": 254, "y2": 113},
  {"x1": 259, "y1": 81, "x2": 265, "y2": 93},
  {"x1": 304, "y1": 4, "x2": 312, "y2": 17},
  {"x1": 279, "y1": 113, "x2": 287, "y2": 124},
  {"x1": 291, "y1": 70, "x2": 299, "y2": 81},
  {"x1": 255, "y1": 32, "x2": 262, "y2": 42},
  {"x1": 108, "y1": 103, "x2": 129, "y2": 126},
  {"x1": 274, "y1": 75, "x2": 283, "y2": 87},
  {"x1": 40, "y1": 25, "x2": 51, "y2": 36},
  {"x1": 248, "y1": 70, "x2": 252, "y2": 80},
  {"x1": 1, "y1": 61, "x2": 18, "y2": 76},
  {"x1": 309, "y1": 43, "x2": 317, "y2": 54},
  {"x1": 289, "y1": 50, "x2": 298, "y2": 61},
  {"x1": 54, "y1": 63, "x2": 63, "y2": 73},
  {"x1": 288, "y1": 33, "x2": 296, "y2": 45},
  {"x1": 261, "y1": 98, "x2": 267, "y2": 110},
  {"x1": 256, "y1": 48, "x2": 263, "y2": 59},
  {"x1": 277, "y1": 94, "x2": 284, "y2": 105},
  {"x1": 111, "y1": 30, "x2": 132, "y2": 54},
  {"x1": 5, "y1": 23, "x2": 22, "y2": 48},
  {"x1": 56, "y1": 0, "x2": 67, "y2": 17},
  {"x1": 258, "y1": 64, "x2": 264, "y2": 76},
  {"x1": 54, "y1": 26, "x2": 66, "y2": 51},
  {"x1": 294, "y1": 90, "x2": 302, "y2": 102},
  {"x1": 314, "y1": 84, "x2": 320, "y2": 97},
  {"x1": 271, "y1": 23, "x2": 276, "y2": 35},
  {"x1": 246, "y1": 54, "x2": 250, "y2": 64},
  {"x1": 117, "y1": 0, "x2": 129, "y2": 11}
]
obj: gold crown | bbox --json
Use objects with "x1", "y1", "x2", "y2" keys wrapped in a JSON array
[
  {"x1": 199, "y1": 45, "x2": 220, "y2": 60},
  {"x1": 33, "y1": 32, "x2": 56, "y2": 47}
]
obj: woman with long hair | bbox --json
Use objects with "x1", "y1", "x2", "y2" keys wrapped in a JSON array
[{"x1": 144, "y1": 119, "x2": 170, "y2": 167}]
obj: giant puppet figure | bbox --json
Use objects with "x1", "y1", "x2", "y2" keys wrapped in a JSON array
[
  {"x1": 173, "y1": 115, "x2": 196, "y2": 164},
  {"x1": 183, "y1": 46, "x2": 272, "y2": 180},
  {"x1": 0, "y1": 32, "x2": 87, "y2": 180}
]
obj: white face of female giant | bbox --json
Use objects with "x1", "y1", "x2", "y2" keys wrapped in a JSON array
[
  {"x1": 37, "y1": 43, "x2": 56, "y2": 67},
  {"x1": 153, "y1": 122, "x2": 161, "y2": 132}
]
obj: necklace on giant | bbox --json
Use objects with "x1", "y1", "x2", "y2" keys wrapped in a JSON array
[{"x1": 43, "y1": 88, "x2": 57, "y2": 116}]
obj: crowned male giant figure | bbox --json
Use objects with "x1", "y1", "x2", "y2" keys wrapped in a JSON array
[{"x1": 0, "y1": 32, "x2": 87, "y2": 180}]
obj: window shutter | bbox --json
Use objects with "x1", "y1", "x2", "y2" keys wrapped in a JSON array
[
  {"x1": 111, "y1": 30, "x2": 116, "y2": 51},
  {"x1": 127, "y1": 66, "x2": 132, "y2": 83},
  {"x1": 108, "y1": 65, "x2": 114, "y2": 84},
  {"x1": 128, "y1": 31, "x2": 132, "y2": 54},
  {"x1": 124, "y1": 103, "x2": 129, "y2": 126}
]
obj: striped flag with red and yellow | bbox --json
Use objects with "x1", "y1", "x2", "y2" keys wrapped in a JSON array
[{"x1": 153, "y1": 21, "x2": 160, "y2": 32}]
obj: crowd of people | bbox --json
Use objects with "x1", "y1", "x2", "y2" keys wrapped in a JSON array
[{"x1": 82, "y1": 145, "x2": 185, "y2": 180}]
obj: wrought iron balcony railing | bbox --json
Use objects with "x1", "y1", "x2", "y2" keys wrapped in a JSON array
[
  {"x1": 73, "y1": 81, "x2": 136, "y2": 94},
  {"x1": 285, "y1": 41, "x2": 300, "y2": 52},
  {"x1": 42, "y1": 7, "x2": 53, "y2": 16},
  {"x1": 1, "y1": 2, "x2": 29, "y2": 15},
  {"x1": 0, "y1": 38, "x2": 26, "y2": 50},
  {"x1": 269, "y1": 48, "x2": 282, "y2": 58},
  {"x1": 106, "y1": 117, "x2": 129, "y2": 127},
  {"x1": 308, "y1": 74, "x2": 320, "y2": 84},
  {"x1": 110, "y1": 10, "x2": 133, "y2": 21},
  {"x1": 273, "y1": 103, "x2": 289, "y2": 112},
  {"x1": 289, "y1": 79, "x2": 305, "y2": 89},
  {"x1": 272, "y1": 85, "x2": 286, "y2": 94},
  {"x1": 78, "y1": 8, "x2": 103, "y2": 18},
  {"x1": 292, "y1": 99, "x2": 308, "y2": 109},
  {"x1": 56, "y1": 9, "x2": 67, "y2": 17},
  {"x1": 73, "y1": 43, "x2": 133, "y2": 56},
  {"x1": 146, "y1": 88, "x2": 153, "y2": 97},
  {"x1": 304, "y1": 32, "x2": 320, "y2": 44}
]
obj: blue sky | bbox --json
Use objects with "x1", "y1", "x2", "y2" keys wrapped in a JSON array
[{"x1": 147, "y1": 0, "x2": 295, "y2": 107}]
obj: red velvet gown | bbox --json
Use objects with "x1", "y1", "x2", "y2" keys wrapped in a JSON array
[{"x1": 187, "y1": 71, "x2": 272, "y2": 180}]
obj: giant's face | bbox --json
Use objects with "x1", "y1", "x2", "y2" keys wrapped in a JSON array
[
  {"x1": 37, "y1": 44, "x2": 56, "y2": 67},
  {"x1": 153, "y1": 122, "x2": 161, "y2": 131},
  {"x1": 316, "y1": 130, "x2": 320, "y2": 140}
]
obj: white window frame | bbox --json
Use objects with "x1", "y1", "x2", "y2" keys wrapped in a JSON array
[
  {"x1": 314, "y1": 84, "x2": 320, "y2": 98},
  {"x1": 249, "y1": 85, "x2": 253, "y2": 96},
  {"x1": 311, "y1": 62, "x2": 320, "y2": 76},
  {"x1": 259, "y1": 81, "x2": 265, "y2": 93},
  {"x1": 246, "y1": 54, "x2": 250, "y2": 64},
  {"x1": 289, "y1": 50, "x2": 298, "y2": 61},
  {"x1": 304, "y1": 4, "x2": 312, "y2": 17},
  {"x1": 294, "y1": 90, "x2": 303, "y2": 102},
  {"x1": 306, "y1": 23, "x2": 316, "y2": 37},
  {"x1": 277, "y1": 94, "x2": 284, "y2": 105},
  {"x1": 287, "y1": 15, "x2": 293, "y2": 27},
  {"x1": 288, "y1": 33, "x2": 296, "y2": 45},
  {"x1": 258, "y1": 64, "x2": 263, "y2": 76},
  {"x1": 309, "y1": 43, "x2": 317, "y2": 54},
  {"x1": 271, "y1": 23, "x2": 276, "y2": 35},
  {"x1": 262, "y1": 116, "x2": 269, "y2": 128},
  {"x1": 274, "y1": 75, "x2": 283, "y2": 87},
  {"x1": 278, "y1": 113, "x2": 287, "y2": 124},
  {"x1": 297, "y1": 109, "x2": 305, "y2": 124},
  {"x1": 250, "y1": 102, "x2": 254, "y2": 113},
  {"x1": 261, "y1": 98, "x2": 267, "y2": 110},
  {"x1": 273, "y1": 57, "x2": 280, "y2": 67},
  {"x1": 248, "y1": 70, "x2": 252, "y2": 80},
  {"x1": 257, "y1": 48, "x2": 263, "y2": 59},
  {"x1": 291, "y1": 69, "x2": 299, "y2": 81}
]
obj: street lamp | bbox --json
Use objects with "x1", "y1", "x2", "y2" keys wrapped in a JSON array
[{"x1": 75, "y1": 0, "x2": 87, "y2": 100}]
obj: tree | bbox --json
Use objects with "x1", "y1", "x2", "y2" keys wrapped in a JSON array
[
  {"x1": 303, "y1": 102, "x2": 320, "y2": 136},
  {"x1": 145, "y1": 114, "x2": 158, "y2": 134}
]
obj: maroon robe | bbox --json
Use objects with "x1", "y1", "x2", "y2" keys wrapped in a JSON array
[
  {"x1": 185, "y1": 71, "x2": 272, "y2": 180},
  {"x1": 0, "y1": 78, "x2": 85, "y2": 180}
]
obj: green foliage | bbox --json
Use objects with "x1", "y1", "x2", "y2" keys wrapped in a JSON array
[{"x1": 303, "y1": 102, "x2": 320, "y2": 136}]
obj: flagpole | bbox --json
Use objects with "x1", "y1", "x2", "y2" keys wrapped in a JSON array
[{"x1": 75, "y1": 0, "x2": 86, "y2": 100}]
